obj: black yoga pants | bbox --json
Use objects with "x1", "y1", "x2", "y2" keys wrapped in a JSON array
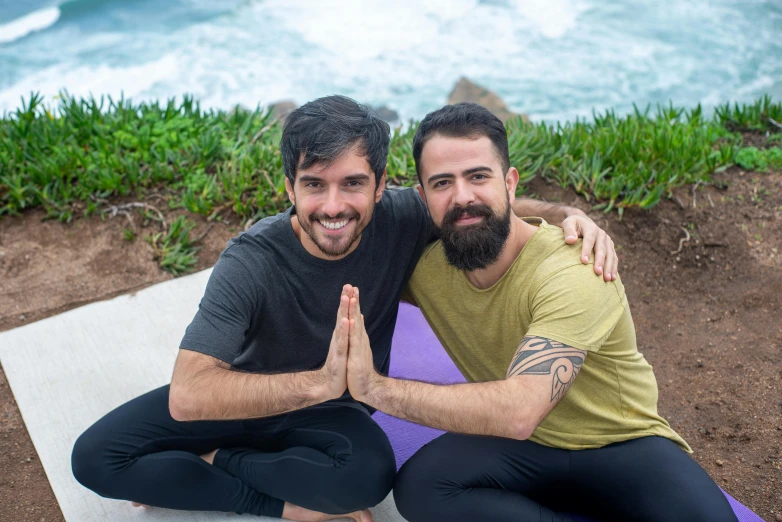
[
  {"x1": 394, "y1": 433, "x2": 738, "y2": 522},
  {"x1": 71, "y1": 385, "x2": 395, "y2": 517}
]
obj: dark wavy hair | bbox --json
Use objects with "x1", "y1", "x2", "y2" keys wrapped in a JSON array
[
  {"x1": 280, "y1": 95, "x2": 390, "y2": 186},
  {"x1": 412, "y1": 103, "x2": 510, "y2": 183}
]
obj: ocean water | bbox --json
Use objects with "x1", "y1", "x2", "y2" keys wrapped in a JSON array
[{"x1": 0, "y1": 0, "x2": 780, "y2": 122}]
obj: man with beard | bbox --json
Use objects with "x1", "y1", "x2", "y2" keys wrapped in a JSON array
[
  {"x1": 341, "y1": 103, "x2": 737, "y2": 522},
  {"x1": 71, "y1": 96, "x2": 617, "y2": 522}
]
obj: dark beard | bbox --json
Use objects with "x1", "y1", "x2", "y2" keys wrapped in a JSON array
[{"x1": 437, "y1": 201, "x2": 511, "y2": 271}]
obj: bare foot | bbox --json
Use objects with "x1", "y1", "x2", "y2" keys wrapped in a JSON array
[
  {"x1": 282, "y1": 502, "x2": 373, "y2": 522},
  {"x1": 200, "y1": 449, "x2": 219, "y2": 465}
]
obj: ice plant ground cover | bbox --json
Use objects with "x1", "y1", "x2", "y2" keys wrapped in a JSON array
[{"x1": 1, "y1": 93, "x2": 780, "y2": 273}]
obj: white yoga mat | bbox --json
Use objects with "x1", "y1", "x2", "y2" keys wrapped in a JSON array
[{"x1": 0, "y1": 268, "x2": 403, "y2": 522}]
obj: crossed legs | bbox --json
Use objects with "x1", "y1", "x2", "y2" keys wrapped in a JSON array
[{"x1": 71, "y1": 385, "x2": 395, "y2": 519}]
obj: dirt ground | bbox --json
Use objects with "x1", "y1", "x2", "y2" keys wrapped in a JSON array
[{"x1": 1, "y1": 165, "x2": 781, "y2": 521}]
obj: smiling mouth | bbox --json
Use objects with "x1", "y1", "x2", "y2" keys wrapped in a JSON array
[{"x1": 317, "y1": 218, "x2": 350, "y2": 231}]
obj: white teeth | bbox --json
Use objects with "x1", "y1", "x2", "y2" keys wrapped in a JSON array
[{"x1": 319, "y1": 219, "x2": 349, "y2": 230}]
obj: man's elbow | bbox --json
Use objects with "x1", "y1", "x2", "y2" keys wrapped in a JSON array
[
  {"x1": 168, "y1": 383, "x2": 198, "y2": 422},
  {"x1": 506, "y1": 414, "x2": 538, "y2": 441}
]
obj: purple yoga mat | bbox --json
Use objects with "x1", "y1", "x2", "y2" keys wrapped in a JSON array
[{"x1": 374, "y1": 303, "x2": 763, "y2": 522}]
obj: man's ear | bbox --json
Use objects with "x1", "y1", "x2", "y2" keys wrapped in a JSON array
[
  {"x1": 416, "y1": 183, "x2": 427, "y2": 203},
  {"x1": 506, "y1": 167, "x2": 520, "y2": 204},
  {"x1": 375, "y1": 170, "x2": 387, "y2": 203},
  {"x1": 284, "y1": 177, "x2": 295, "y2": 205}
]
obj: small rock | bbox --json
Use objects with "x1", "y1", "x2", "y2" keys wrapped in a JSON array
[
  {"x1": 372, "y1": 105, "x2": 400, "y2": 124},
  {"x1": 716, "y1": 460, "x2": 724, "y2": 466},
  {"x1": 268, "y1": 100, "x2": 297, "y2": 124},
  {"x1": 696, "y1": 359, "x2": 703, "y2": 367},
  {"x1": 19, "y1": 314, "x2": 25, "y2": 322},
  {"x1": 447, "y1": 77, "x2": 529, "y2": 123}
]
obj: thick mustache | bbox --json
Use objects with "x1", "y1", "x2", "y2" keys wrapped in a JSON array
[{"x1": 443, "y1": 205, "x2": 494, "y2": 225}]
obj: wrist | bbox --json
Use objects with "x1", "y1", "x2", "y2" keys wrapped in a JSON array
[
  {"x1": 304, "y1": 369, "x2": 333, "y2": 404},
  {"x1": 359, "y1": 372, "x2": 386, "y2": 407},
  {"x1": 563, "y1": 206, "x2": 587, "y2": 218}
]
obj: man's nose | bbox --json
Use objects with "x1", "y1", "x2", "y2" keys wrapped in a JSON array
[
  {"x1": 452, "y1": 179, "x2": 475, "y2": 207},
  {"x1": 321, "y1": 186, "x2": 347, "y2": 217}
]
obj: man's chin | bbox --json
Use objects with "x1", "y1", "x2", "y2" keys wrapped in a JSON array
[{"x1": 313, "y1": 235, "x2": 357, "y2": 258}]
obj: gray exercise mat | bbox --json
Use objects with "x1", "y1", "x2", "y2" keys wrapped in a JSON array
[{"x1": 0, "y1": 268, "x2": 402, "y2": 522}]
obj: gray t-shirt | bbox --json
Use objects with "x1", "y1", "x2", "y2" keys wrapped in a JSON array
[{"x1": 180, "y1": 188, "x2": 434, "y2": 377}]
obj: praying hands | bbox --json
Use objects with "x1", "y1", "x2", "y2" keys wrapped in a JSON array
[{"x1": 320, "y1": 285, "x2": 381, "y2": 403}]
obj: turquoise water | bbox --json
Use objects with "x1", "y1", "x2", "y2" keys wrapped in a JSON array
[{"x1": 0, "y1": 0, "x2": 780, "y2": 122}]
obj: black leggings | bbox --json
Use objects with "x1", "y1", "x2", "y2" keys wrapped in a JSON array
[
  {"x1": 71, "y1": 385, "x2": 395, "y2": 517},
  {"x1": 394, "y1": 433, "x2": 737, "y2": 522}
]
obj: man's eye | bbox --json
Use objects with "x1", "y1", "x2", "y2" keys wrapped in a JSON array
[
  {"x1": 346, "y1": 180, "x2": 363, "y2": 187},
  {"x1": 434, "y1": 180, "x2": 450, "y2": 188},
  {"x1": 305, "y1": 182, "x2": 322, "y2": 188},
  {"x1": 473, "y1": 174, "x2": 486, "y2": 180}
]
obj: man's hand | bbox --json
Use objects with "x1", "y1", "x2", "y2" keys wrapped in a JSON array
[
  {"x1": 345, "y1": 287, "x2": 380, "y2": 403},
  {"x1": 317, "y1": 285, "x2": 351, "y2": 401},
  {"x1": 562, "y1": 214, "x2": 618, "y2": 282}
]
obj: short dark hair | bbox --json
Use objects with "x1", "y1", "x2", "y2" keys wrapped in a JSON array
[
  {"x1": 412, "y1": 103, "x2": 510, "y2": 184},
  {"x1": 280, "y1": 95, "x2": 390, "y2": 185}
]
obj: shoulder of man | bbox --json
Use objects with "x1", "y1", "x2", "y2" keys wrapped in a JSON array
[
  {"x1": 523, "y1": 222, "x2": 586, "y2": 277},
  {"x1": 377, "y1": 187, "x2": 428, "y2": 221},
  {"x1": 217, "y1": 210, "x2": 293, "y2": 278}
]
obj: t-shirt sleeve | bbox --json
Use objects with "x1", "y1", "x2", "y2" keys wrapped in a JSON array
[
  {"x1": 179, "y1": 250, "x2": 260, "y2": 364},
  {"x1": 525, "y1": 263, "x2": 626, "y2": 353},
  {"x1": 400, "y1": 282, "x2": 418, "y2": 306}
]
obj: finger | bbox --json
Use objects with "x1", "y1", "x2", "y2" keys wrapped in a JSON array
[
  {"x1": 336, "y1": 317, "x2": 349, "y2": 357},
  {"x1": 561, "y1": 216, "x2": 579, "y2": 244},
  {"x1": 592, "y1": 230, "x2": 607, "y2": 276},
  {"x1": 337, "y1": 294, "x2": 349, "y2": 324},
  {"x1": 580, "y1": 229, "x2": 596, "y2": 265},
  {"x1": 610, "y1": 246, "x2": 619, "y2": 281},
  {"x1": 360, "y1": 314, "x2": 371, "y2": 344},
  {"x1": 354, "y1": 287, "x2": 361, "y2": 318},
  {"x1": 331, "y1": 294, "x2": 349, "y2": 346},
  {"x1": 349, "y1": 318, "x2": 358, "y2": 349},
  {"x1": 602, "y1": 238, "x2": 616, "y2": 282}
]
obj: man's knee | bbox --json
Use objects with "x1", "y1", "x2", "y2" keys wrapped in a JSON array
[
  {"x1": 393, "y1": 448, "x2": 445, "y2": 522},
  {"x1": 71, "y1": 426, "x2": 113, "y2": 496},
  {"x1": 332, "y1": 443, "x2": 396, "y2": 512}
]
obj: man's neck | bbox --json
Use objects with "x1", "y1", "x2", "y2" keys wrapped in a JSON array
[{"x1": 464, "y1": 215, "x2": 538, "y2": 290}]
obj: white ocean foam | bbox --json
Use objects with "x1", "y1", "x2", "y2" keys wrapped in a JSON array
[
  {"x1": 0, "y1": 7, "x2": 60, "y2": 45},
  {"x1": 0, "y1": 53, "x2": 183, "y2": 112},
  {"x1": 508, "y1": 0, "x2": 589, "y2": 38},
  {"x1": 0, "y1": 0, "x2": 778, "y2": 123}
]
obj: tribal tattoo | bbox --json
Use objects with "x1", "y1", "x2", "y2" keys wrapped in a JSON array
[{"x1": 507, "y1": 337, "x2": 586, "y2": 402}]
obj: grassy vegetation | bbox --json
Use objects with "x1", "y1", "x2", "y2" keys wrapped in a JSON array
[{"x1": 1, "y1": 93, "x2": 780, "y2": 273}]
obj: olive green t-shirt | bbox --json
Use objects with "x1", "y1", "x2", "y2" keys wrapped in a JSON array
[{"x1": 403, "y1": 218, "x2": 691, "y2": 452}]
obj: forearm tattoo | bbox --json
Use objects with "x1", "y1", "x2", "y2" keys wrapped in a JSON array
[{"x1": 507, "y1": 337, "x2": 586, "y2": 402}]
